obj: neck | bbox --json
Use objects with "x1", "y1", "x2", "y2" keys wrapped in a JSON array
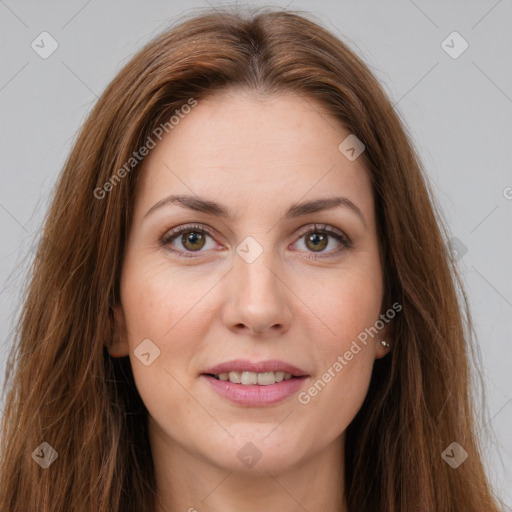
[{"x1": 150, "y1": 418, "x2": 347, "y2": 512}]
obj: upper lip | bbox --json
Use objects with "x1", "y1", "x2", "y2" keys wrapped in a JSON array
[{"x1": 202, "y1": 359, "x2": 309, "y2": 377}]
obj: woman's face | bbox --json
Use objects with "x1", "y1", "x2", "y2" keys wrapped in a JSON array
[{"x1": 113, "y1": 90, "x2": 389, "y2": 475}]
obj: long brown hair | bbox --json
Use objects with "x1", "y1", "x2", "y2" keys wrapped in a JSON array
[{"x1": 0, "y1": 6, "x2": 503, "y2": 511}]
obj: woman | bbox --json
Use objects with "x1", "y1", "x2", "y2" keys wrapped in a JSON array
[{"x1": 0, "y1": 6, "x2": 504, "y2": 511}]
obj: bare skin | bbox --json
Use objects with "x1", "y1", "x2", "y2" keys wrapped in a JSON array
[{"x1": 110, "y1": 89, "x2": 390, "y2": 512}]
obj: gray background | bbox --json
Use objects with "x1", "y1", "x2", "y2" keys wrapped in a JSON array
[{"x1": 0, "y1": 0, "x2": 510, "y2": 507}]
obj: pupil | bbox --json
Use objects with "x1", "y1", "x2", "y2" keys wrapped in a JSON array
[
  {"x1": 308, "y1": 233, "x2": 327, "y2": 251},
  {"x1": 184, "y1": 232, "x2": 204, "y2": 250},
  {"x1": 181, "y1": 231, "x2": 328, "y2": 253}
]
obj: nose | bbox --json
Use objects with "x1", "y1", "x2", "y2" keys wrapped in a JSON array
[{"x1": 221, "y1": 247, "x2": 293, "y2": 336}]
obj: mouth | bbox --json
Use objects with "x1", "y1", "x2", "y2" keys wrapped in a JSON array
[
  {"x1": 201, "y1": 359, "x2": 309, "y2": 385},
  {"x1": 204, "y1": 370, "x2": 300, "y2": 386},
  {"x1": 200, "y1": 359, "x2": 309, "y2": 406},
  {"x1": 201, "y1": 364, "x2": 309, "y2": 406}
]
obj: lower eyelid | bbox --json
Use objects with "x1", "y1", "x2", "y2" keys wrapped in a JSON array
[
  {"x1": 161, "y1": 229, "x2": 217, "y2": 251},
  {"x1": 293, "y1": 233, "x2": 349, "y2": 256},
  {"x1": 161, "y1": 225, "x2": 350, "y2": 257}
]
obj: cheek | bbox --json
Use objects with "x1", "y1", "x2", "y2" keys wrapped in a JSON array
[
  {"x1": 298, "y1": 350, "x2": 374, "y2": 450},
  {"x1": 293, "y1": 262, "x2": 382, "y2": 435},
  {"x1": 296, "y1": 262, "x2": 383, "y2": 353},
  {"x1": 121, "y1": 257, "x2": 214, "y2": 341},
  {"x1": 298, "y1": 301, "x2": 378, "y2": 446},
  {"x1": 119, "y1": 256, "x2": 229, "y2": 405},
  {"x1": 119, "y1": 270, "x2": 207, "y2": 434}
]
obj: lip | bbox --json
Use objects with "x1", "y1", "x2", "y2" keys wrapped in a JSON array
[
  {"x1": 202, "y1": 359, "x2": 309, "y2": 377},
  {"x1": 202, "y1": 374, "x2": 309, "y2": 406},
  {"x1": 200, "y1": 359, "x2": 310, "y2": 407}
]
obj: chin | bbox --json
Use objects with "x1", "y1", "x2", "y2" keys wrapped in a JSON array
[{"x1": 201, "y1": 430, "x2": 307, "y2": 475}]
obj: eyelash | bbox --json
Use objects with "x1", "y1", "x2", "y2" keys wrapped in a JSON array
[{"x1": 159, "y1": 223, "x2": 352, "y2": 260}]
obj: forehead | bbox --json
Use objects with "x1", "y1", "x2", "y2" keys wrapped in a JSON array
[{"x1": 133, "y1": 91, "x2": 374, "y2": 223}]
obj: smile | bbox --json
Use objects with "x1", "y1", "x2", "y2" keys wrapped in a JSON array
[{"x1": 208, "y1": 371, "x2": 294, "y2": 385}]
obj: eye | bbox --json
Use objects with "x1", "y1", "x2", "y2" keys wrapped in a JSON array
[
  {"x1": 292, "y1": 223, "x2": 351, "y2": 259},
  {"x1": 160, "y1": 224, "x2": 217, "y2": 257},
  {"x1": 159, "y1": 223, "x2": 351, "y2": 259}
]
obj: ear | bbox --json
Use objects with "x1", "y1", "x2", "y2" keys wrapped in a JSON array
[
  {"x1": 106, "y1": 304, "x2": 130, "y2": 357},
  {"x1": 374, "y1": 318, "x2": 393, "y2": 360}
]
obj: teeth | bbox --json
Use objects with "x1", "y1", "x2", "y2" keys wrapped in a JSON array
[
  {"x1": 257, "y1": 372, "x2": 275, "y2": 385},
  {"x1": 214, "y1": 371, "x2": 296, "y2": 385},
  {"x1": 241, "y1": 371, "x2": 258, "y2": 385},
  {"x1": 228, "y1": 371, "x2": 241, "y2": 383}
]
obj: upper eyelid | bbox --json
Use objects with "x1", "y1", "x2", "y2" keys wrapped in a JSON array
[{"x1": 161, "y1": 222, "x2": 350, "y2": 247}]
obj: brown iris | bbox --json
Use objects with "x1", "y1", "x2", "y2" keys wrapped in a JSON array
[
  {"x1": 305, "y1": 232, "x2": 328, "y2": 252},
  {"x1": 182, "y1": 231, "x2": 206, "y2": 251}
]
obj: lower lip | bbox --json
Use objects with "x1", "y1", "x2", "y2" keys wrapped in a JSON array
[{"x1": 202, "y1": 374, "x2": 308, "y2": 406}]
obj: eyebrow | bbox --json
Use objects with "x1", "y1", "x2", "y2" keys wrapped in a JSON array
[{"x1": 143, "y1": 194, "x2": 366, "y2": 226}]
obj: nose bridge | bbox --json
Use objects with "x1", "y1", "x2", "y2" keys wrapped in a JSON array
[
  {"x1": 224, "y1": 232, "x2": 291, "y2": 333},
  {"x1": 234, "y1": 233, "x2": 281, "y2": 300}
]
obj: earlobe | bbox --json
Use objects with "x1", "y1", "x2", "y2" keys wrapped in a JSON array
[
  {"x1": 374, "y1": 339, "x2": 392, "y2": 359},
  {"x1": 374, "y1": 317, "x2": 393, "y2": 359}
]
